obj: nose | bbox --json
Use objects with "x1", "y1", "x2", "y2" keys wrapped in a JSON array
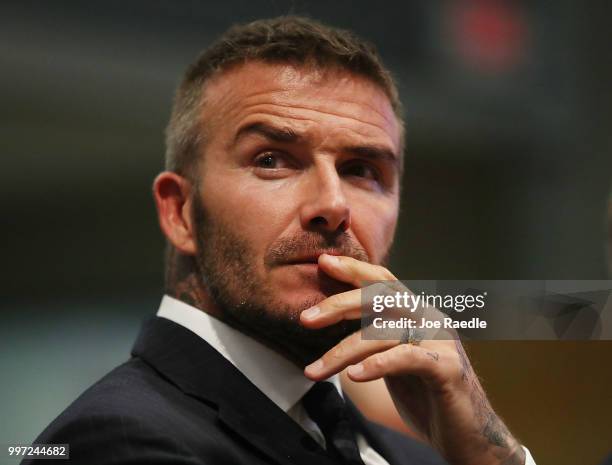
[{"x1": 299, "y1": 164, "x2": 351, "y2": 233}]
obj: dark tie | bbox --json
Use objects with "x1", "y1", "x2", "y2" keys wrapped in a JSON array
[{"x1": 302, "y1": 382, "x2": 367, "y2": 465}]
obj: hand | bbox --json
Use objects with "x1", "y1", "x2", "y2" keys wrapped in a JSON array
[{"x1": 300, "y1": 254, "x2": 526, "y2": 465}]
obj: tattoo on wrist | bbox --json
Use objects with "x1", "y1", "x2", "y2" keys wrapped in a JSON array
[
  {"x1": 456, "y1": 339, "x2": 524, "y2": 464},
  {"x1": 482, "y1": 412, "x2": 508, "y2": 448}
]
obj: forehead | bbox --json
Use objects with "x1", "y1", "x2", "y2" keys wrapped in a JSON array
[{"x1": 200, "y1": 61, "x2": 401, "y2": 152}]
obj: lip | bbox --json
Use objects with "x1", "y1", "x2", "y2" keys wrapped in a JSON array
[
  {"x1": 283, "y1": 251, "x2": 342, "y2": 265},
  {"x1": 285, "y1": 262, "x2": 319, "y2": 269}
]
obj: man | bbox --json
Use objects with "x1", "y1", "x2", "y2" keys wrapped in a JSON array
[{"x1": 25, "y1": 16, "x2": 536, "y2": 465}]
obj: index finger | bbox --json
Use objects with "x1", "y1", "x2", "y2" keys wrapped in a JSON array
[
  {"x1": 300, "y1": 281, "x2": 396, "y2": 329},
  {"x1": 300, "y1": 287, "x2": 363, "y2": 329},
  {"x1": 318, "y1": 254, "x2": 397, "y2": 287}
]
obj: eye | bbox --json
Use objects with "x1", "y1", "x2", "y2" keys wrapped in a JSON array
[
  {"x1": 340, "y1": 161, "x2": 379, "y2": 181},
  {"x1": 253, "y1": 151, "x2": 289, "y2": 169},
  {"x1": 251, "y1": 150, "x2": 298, "y2": 179}
]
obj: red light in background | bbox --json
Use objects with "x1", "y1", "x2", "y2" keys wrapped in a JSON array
[{"x1": 449, "y1": 0, "x2": 529, "y2": 74}]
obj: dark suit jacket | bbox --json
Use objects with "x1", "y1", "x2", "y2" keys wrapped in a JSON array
[{"x1": 23, "y1": 316, "x2": 448, "y2": 465}]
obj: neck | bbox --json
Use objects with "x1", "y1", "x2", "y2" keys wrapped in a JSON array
[{"x1": 165, "y1": 248, "x2": 224, "y2": 318}]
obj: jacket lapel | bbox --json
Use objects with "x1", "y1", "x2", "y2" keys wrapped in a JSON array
[{"x1": 131, "y1": 316, "x2": 336, "y2": 465}]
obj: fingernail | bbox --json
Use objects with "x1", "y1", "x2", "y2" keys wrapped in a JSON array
[
  {"x1": 305, "y1": 359, "x2": 324, "y2": 374},
  {"x1": 301, "y1": 306, "x2": 320, "y2": 320},
  {"x1": 348, "y1": 363, "x2": 364, "y2": 376}
]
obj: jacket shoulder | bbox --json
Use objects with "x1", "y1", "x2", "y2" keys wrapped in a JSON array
[{"x1": 25, "y1": 358, "x2": 216, "y2": 465}]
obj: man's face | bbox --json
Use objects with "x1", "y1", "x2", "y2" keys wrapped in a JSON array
[{"x1": 191, "y1": 61, "x2": 401, "y2": 362}]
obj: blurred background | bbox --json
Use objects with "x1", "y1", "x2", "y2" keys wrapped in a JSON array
[{"x1": 1, "y1": 1, "x2": 611, "y2": 464}]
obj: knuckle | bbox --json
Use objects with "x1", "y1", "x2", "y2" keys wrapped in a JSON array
[
  {"x1": 330, "y1": 342, "x2": 346, "y2": 361},
  {"x1": 377, "y1": 265, "x2": 395, "y2": 280},
  {"x1": 327, "y1": 295, "x2": 343, "y2": 311},
  {"x1": 371, "y1": 352, "x2": 386, "y2": 371},
  {"x1": 397, "y1": 343, "x2": 413, "y2": 358}
]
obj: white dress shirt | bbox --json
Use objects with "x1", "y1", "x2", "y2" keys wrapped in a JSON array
[{"x1": 156, "y1": 295, "x2": 535, "y2": 465}]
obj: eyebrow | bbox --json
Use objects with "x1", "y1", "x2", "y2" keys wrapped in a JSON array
[
  {"x1": 232, "y1": 121, "x2": 400, "y2": 171},
  {"x1": 232, "y1": 122, "x2": 302, "y2": 146}
]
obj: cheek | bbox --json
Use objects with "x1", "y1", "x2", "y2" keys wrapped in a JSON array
[
  {"x1": 200, "y1": 170, "x2": 294, "y2": 258},
  {"x1": 351, "y1": 196, "x2": 398, "y2": 264}
]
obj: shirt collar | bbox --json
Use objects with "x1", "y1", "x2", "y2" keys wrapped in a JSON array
[{"x1": 156, "y1": 295, "x2": 341, "y2": 412}]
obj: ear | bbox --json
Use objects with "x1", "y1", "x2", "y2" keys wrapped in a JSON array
[{"x1": 152, "y1": 171, "x2": 197, "y2": 255}]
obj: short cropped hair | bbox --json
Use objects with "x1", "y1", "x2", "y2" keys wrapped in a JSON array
[{"x1": 164, "y1": 15, "x2": 404, "y2": 180}]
